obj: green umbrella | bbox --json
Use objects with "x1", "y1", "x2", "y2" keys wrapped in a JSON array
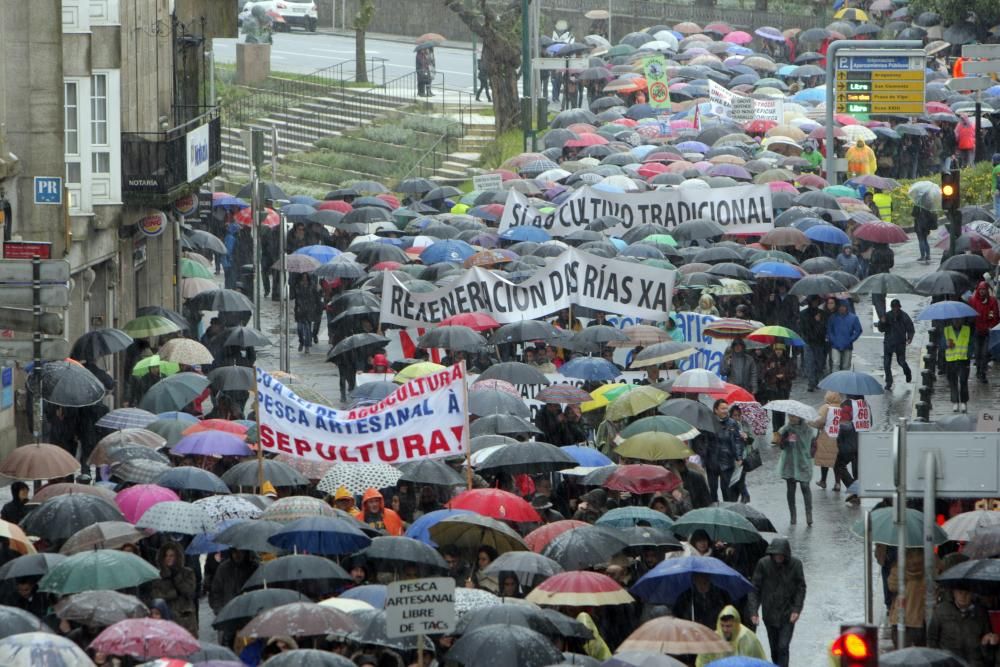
[
  {"x1": 672, "y1": 507, "x2": 761, "y2": 544},
  {"x1": 38, "y1": 550, "x2": 159, "y2": 595},
  {"x1": 123, "y1": 315, "x2": 183, "y2": 339},
  {"x1": 131, "y1": 355, "x2": 180, "y2": 378},
  {"x1": 180, "y1": 258, "x2": 214, "y2": 279},
  {"x1": 851, "y1": 507, "x2": 949, "y2": 547},
  {"x1": 614, "y1": 432, "x2": 693, "y2": 461},
  {"x1": 605, "y1": 386, "x2": 669, "y2": 422},
  {"x1": 145, "y1": 418, "x2": 189, "y2": 447},
  {"x1": 823, "y1": 184, "x2": 860, "y2": 199},
  {"x1": 643, "y1": 259, "x2": 677, "y2": 270},
  {"x1": 619, "y1": 416, "x2": 700, "y2": 440},
  {"x1": 138, "y1": 372, "x2": 210, "y2": 413},
  {"x1": 644, "y1": 233, "x2": 678, "y2": 248}
]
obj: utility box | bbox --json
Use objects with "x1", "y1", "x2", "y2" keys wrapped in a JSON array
[{"x1": 237, "y1": 43, "x2": 271, "y2": 85}]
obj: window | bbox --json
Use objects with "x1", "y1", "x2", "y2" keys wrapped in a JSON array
[
  {"x1": 64, "y1": 82, "x2": 82, "y2": 185},
  {"x1": 63, "y1": 70, "x2": 120, "y2": 212},
  {"x1": 90, "y1": 74, "x2": 110, "y2": 175}
]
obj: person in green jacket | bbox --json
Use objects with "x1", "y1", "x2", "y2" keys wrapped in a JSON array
[
  {"x1": 802, "y1": 143, "x2": 823, "y2": 173},
  {"x1": 695, "y1": 605, "x2": 768, "y2": 667},
  {"x1": 777, "y1": 414, "x2": 816, "y2": 527}
]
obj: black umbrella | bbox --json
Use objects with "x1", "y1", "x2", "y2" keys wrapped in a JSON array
[
  {"x1": 476, "y1": 440, "x2": 577, "y2": 475},
  {"x1": 359, "y1": 535, "x2": 448, "y2": 572},
  {"x1": 469, "y1": 414, "x2": 542, "y2": 437},
  {"x1": 418, "y1": 326, "x2": 487, "y2": 352},
  {"x1": 0, "y1": 553, "x2": 68, "y2": 580},
  {"x1": 243, "y1": 554, "x2": 351, "y2": 593},
  {"x1": 342, "y1": 206, "x2": 392, "y2": 225},
  {"x1": 354, "y1": 244, "x2": 409, "y2": 266},
  {"x1": 183, "y1": 642, "x2": 240, "y2": 662},
  {"x1": 422, "y1": 186, "x2": 463, "y2": 202},
  {"x1": 550, "y1": 109, "x2": 599, "y2": 129},
  {"x1": 880, "y1": 647, "x2": 973, "y2": 667},
  {"x1": 671, "y1": 218, "x2": 726, "y2": 242},
  {"x1": 221, "y1": 326, "x2": 272, "y2": 348},
  {"x1": 477, "y1": 362, "x2": 550, "y2": 385},
  {"x1": 470, "y1": 434, "x2": 519, "y2": 452},
  {"x1": 21, "y1": 495, "x2": 126, "y2": 543},
  {"x1": 800, "y1": 257, "x2": 839, "y2": 274},
  {"x1": 457, "y1": 604, "x2": 560, "y2": 637},
  {"x1": 28, "y1": 360, "x2": 106, "y2": 407},
  {"x1": 214, "y1": 520, "x2": 285, "y2": 553},
  {"x1": 706, "y1": 262, "x2": 754, "y2": 280},
  {"x1": 658, "y1": 398, "x2": 717, "y2": 432},
  {"x1": 315, "y1": 256, "x2": 367, "y2": 281},
  {"x1": 102, "y1": 444, "x2": 170, "y2": 467},
  {"x1": 936, "y1": 558, "x2": 1000, "y2": 590},
  {"x1": 327, "y1": 333, "x2": 389, "y2": 362},
  {"x1": 851, "y1": 273, "x2": 915, "y2": 295},
  {"x1": 447, "y1": 624, "x2": 565, "y2": 666},
  {"x1": 469, "y1": 389, "x2": 530, "y2": 418},
  {"x1": 544, "y1": 610, "x2": 594, "y2": 641},
  {"x1": 212, "y1": 588, "x2": 308, "y2": 632},
  {"x1": 618, "y1": 526, "x2": 683, "y2": 552},
  {"x1": 492, "y1": 320, "x2": 563, "y2": 344},
  {"x1": 184, "y1": 229, "x2": 227, "y2": 255},
  {"x1": 350, "y1": 381, "x2": 398, "y2": 403},
  {"x1": 138, "y1": 372, "x2": 210, "y2": 413},
  {"x1": 541, "y1": 525, "x2": 629, "y2": 570},
  {"x1": 794, "y1": 191, "x2": 842, "y2": 211},
  {"x1": 718, "y1": 502, "x2": 777, "y2": 532},
  {"x1": 941, "y1": 253, "x2": 992, "y2": 274},
  {"x1": 237, "y1": 181, "x2": 288, "y2": 201},
  {"x1": 207, "y1": 365, "x2": 255, "y2": 392},
  {"x1": 188, "y1": 288, "x2": 254, "y2": 313},
  {"x1": 397, "y1": 459, "x2": 465, "y2": 487},
  {"x1": 347, "y1": 608, "x2": 420, "y2": 651},
  {"x1": 222, "y1": 460, "x2": 308, "y2": 490},
  {"x1": 828, "y1": 271, "x2": 860, "y2": 290},
  {"x1": 70, "y1": 328, "x2": 133, "y2": 359},
  {"x1": 571, "y1": 326, "x2": 630, "y2": 350},
  {"x1": 156, "y1": 466, "x2": 230, "y2": 495},
  {"x1": 913, "y1": 270, "x2": 970, "y2": 296},
  {"x1": 481, "y1": 551, "x2": 563, "y2": 586},
  {"x1": 0, "y1": 605, "x2": 50, "y2": 639},
  {"x1": 788, "y1": 274, "x2": 848, "y2": 296},
  {"x1": 943, "y1": 22, "x2": 976, "y2": 45},
  {"x1": 397, "y1": 177, "x2": 438, "y2": 194}
]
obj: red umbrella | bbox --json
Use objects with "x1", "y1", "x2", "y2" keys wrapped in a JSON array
[
  {"x1": 525, "y1": 570, "x2": 634, "y2": 606},
  {"x1": 853, "y1": 221, "x2": 908, "y2": 244},
  {"x1": 234, "y1": 207, "x2": 280, "y2": 228},
  {"x1": 796, "y1": 173, "x2": 829, "y2": 189},
  {"x1": 371, "y1": 261, "x2": 404, "y2": 271},
  {"x1": 525, "y1": 520, "x2": 589, "y2": 552},
  {"x1": 89, "y1": 618, "x2": 198, "y2": 659},
  {"x1": 603, "y1": 464, "x2": 682, "y2": 495},
  {"x1": 437, "y1": 313, "x2": 501, "y2": 331},
  {"x1": 834, "y1": 113, "x2": 859, "y2": 126},
  {"x1": 316, "y1": 200, "x2": 352, "y2": 213},
  {"x1": 808, "y1": 126, "x2": 845, "y2": 140},
  {"x1": 926, "y1": 101, "x2": 951, "y2": 114},
  {"x1": 566, "y1": 132, "x2": 609, "y2": 147},
  {"x1": 471, "y1": 203, "x2": 505, "y2": 220},
  {"x1": 707, "y1": 382, "x2": 756, "y2": 403},
  {"x1": 376, "y1": 193, "x2": 400, "y2": 209},
  {"x1": 182, "y1": 419, "x2": 248, "y2": 436},
  {"x1": 744, "y1": 119, "x2": 777, "y2": 134},
  {"x1": 447, "y1": 489, "x2": 541, "y2": 522},
  {"x1": 566, "y1": 123, "x2": 597, "y2": 135},
  {"x1": 638, "y1": 163, "x2": 669, "y2": 179}
]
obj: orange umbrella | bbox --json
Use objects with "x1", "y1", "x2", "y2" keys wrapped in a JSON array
[
  {"x1": 183, "y1": 419, "x2": 249, "y2": 436},
  {"x1": 0, "y1": 443, "x2": 80, "y2": 481},
  {"x1": 619, "y1": 616, "x2": 732, "y2": 655},
  {"x1": 0, "y1": 519, "x2": 36, "y2": 555}
]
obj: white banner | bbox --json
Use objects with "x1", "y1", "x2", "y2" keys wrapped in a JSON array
[
  {"x1": 380, "y1": 248, "x2": 675, "y2": 328},
  {"x1": 255, "y1": 365, "x2": 469, "y2": 464},
  {"x1": 708, "y1": 80, "x2": 785, "y2": 123},
  {"x1": 497, "y1": 185, "x2": 774, "y2": 237}
]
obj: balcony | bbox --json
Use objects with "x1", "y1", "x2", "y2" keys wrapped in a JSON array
[{"x1": 121, "y1": 107, "x2": 222, "y2": 205}]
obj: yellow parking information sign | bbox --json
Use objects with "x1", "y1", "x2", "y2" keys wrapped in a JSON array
[{"x1": 833, "y1": 49, "x2": 925, "y2": 116}]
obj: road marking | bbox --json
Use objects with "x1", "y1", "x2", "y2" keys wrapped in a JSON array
[
  {"x1": 382, "y1": 62, "x2": 470, "y2": 77},
  {"x1": 272, "y1": 50, "x2": 345, "y2": 59}
]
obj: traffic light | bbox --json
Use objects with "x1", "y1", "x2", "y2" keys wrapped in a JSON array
[
  {"x1": 941, "y1": 169, "x2": 960, "y2": 211},
  {"x1": 832, "y1": 624, "x2": 878, "y2": 667}
]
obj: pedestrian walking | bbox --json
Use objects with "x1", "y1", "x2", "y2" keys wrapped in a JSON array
[
  {"x1": 868, "y1": 243, "x2": 894, "y2": 319},
  {"x1": 927, "y1": 588, "x2": 999, "y2": 666},
  {"x1": 415, "y1": 46, "x2": 435, "y2": 97},
  {"x1": 722, "y1": 339, "x2": 758, "y2": 397},
  {"x1": 887, "y1": 548, "x2": 930, "y2": 649},
  {"x1": 776, "y1": 415, "x2": 815, "y2": 526},
  {"x1": 357, "y1": 488, "x2": 403, "y2": 536},
  {"x1": 221, "y1": 222, "x2": 240, "y2": 290},
  {"x1": 810, "y1": 391, "x2": 844, "y2": 491},
  {"x1": 210, "y1": 550, "x2": 258, "y2": 647},
  {"x1": 956, "y1": 114, "x2": 976, "y2": 167},
  {"x1": 913, "y1": 203, "x2": 938, "y2": 262},
  {"x1": 942, "y1": 317, "x2": 973, "y2": 412},
  {"x1": 695, "y1": 606, "x2": 768, "y2": 666},
  {"x1": 877, "y1": 299, "x2": 914, "y2": 390},
  {"x1": 747, "y1": 537, "x2": 807, "y2": 667},
  {"x1": 835, "y1": 245, "x2": 863, "y2": 278},
  {"x1": 826, "y1": 300, "x2": 862, "y2": 370},
  {"x1": 147, "y1": 541, "x2": 198, "y2": 637},
  {"x1": 673, "y1": 572, "x2": 732, "y2": 629},
  {"x1": 292, "y1": 273, "x2": 321, "y2": 354},
  {"x1": 799, "y1": 296, "x2": 828, "y2": 392},
  {"x1": 834, "y1": 399, "x2": 860, "y2": 504},
  {"x1": 846, "y1": 139, "x2": 877, "y2": 177},
  {"x1": 760, "y1": 344, "x2": 795, "y2": 435},
  {"x1": 706, "y1": 399, "x2": 743, "y2": 503},
  {"x1": 967, "y1": 281, "x2": 1000, "y2": 382},
  {"x1": 475, "y1": 47, "x2": 491, "y2": 102}
]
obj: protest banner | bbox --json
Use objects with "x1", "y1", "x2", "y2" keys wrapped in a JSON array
[
  {"x1": 380, "y1": 248, "x2": 675, "y2": 328},
  {"x1": 708, "y1": 80, "x2": 785, "y2": 123},
  {"x1": 255, "y1": 364, "x2": 469, "y2": 464},
  {"x1": 644, "y1": 55, "x2": 672, "y2": 111},
  {"x1": 497, "y1": 185, "x2": 774, "y2": 237}
]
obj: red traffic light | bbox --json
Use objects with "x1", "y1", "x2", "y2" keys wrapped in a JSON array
[{"x1": 832, "y1": 624, "x2": 878, "y2": 667}]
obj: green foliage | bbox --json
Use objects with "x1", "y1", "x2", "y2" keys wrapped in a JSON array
[
  {"x1": 890, "y1": 161, "x2": 995, "y2": 228},
  {"x1": 477, "y1": 129, "x2": 525, "y2": 170},
  {"x1": 908, "y1": 0, "x2": 997, "y2": 35},
  {"x1": 353, "y1": 0, "x2": 375, "y2": 30}
]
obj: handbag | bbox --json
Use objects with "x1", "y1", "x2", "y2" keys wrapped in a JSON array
[{"x1": 743, "y1": 445, "x2": 763, "y2": 472}]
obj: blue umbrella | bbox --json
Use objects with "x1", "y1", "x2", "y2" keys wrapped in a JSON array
[
  {"x1": 793, "y1": 87, "x2": 826, "y2": 103},
  {"x1": 804, "y1": 225, "x2": 850, "y2": 246},
  {"x1": 281, "y1": 203, "x2": 317, "y2": 221},
  {"x1": 705, "y1": 658, "x2": 777, "y2": 667},
  {"x1": 350, "y1": 381, "x2": 397, "y2": 403},
  {"x1": 988, "y1": 324, "x2": 1000, "y2": 356},
  {"x1": 915, "y1": 300, "x2": 977, "y2": 321},
  {"x1": 420, "y1": 240, "x2": 476, "y2": 264},
  {"x1": 267, "y1": 516, "x2": 372, "y2": 556},
  {"x1": 340, "y1": 583, "x2": 386, "y2": 608},
  {"x1": 469, "y1": 205, "x2": 501, "y2": 222},
  {"x1": 156, "y1": 411, "x2": 199, "y2": 424},
  {"x1": 817, "y1": 370, "x2": 884, "y2": 396},
  {"x1": 560, "y1": 445, "x2": 613, "y2": 467},
  {"x1": 630, "y1": 555, "x2": 754, "y2": 605},
  {"x1": 213, "y1": 196, "x2": 248, "y2": 209},
  {"x1": 289, "y1": 195, "x2": 318, "y2": 206},
  {"x1": 186, "y1": 519, "x2": 243, "y2": 555},
  {"x1": 560, "y1": 357, "x2": 622, "y2": 382},
  {"x1": 675, "y1": 141, "x2": 711, "y2": 153},
  {"x1": 500, "y1": 226, "x2": 552, "y2": 243},
  {"x1": 404, "y1": 509, "x2": 475, "y2": 546},
  {"x1": 294, "y1": 245, "x2": 341, "y2": 264},
  {"x1": 625, "y1": 104, "x2": 656, "y2": 120},
  {"x1": 750, "y1": 261, "x2": 802, "y2": 279},
  {"x1": 595, "y1": 507, "x2": 674, "y2": 530}
]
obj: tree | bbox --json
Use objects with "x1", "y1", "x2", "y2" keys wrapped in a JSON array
[
  {"x1": 909, "y1": 0, "x2": 998, "y2": 37},
  {"x1": 445, "y1": 0, "x2": 522, "y2": 135},
  {"x1": 354, "y1": 0, "x2": 375, "y2": 83}
]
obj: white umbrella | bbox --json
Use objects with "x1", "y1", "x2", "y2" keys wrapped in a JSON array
[
  {"x1": 839, "y1": 124, "x2": 877, "y2": 143},
  {"x1": 317, "y1": 463, "x2": 402, "y2": 496},
  {"x1": 671, "y1": 369, "x2": 725, "y2": 393},
  {"x1": 942, "y1": 510, "x2": 1000, "y2": 541},
  {"x1": 764, "y1": 399, "x2": 820, "y2": 422},
  {"x1": 135, "y1": 501, "x2": 214, "y2": 535}
]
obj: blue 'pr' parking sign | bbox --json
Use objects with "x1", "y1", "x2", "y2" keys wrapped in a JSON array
[{"x1": 33, "y1": 177, "x2": 62, "y2": 205}]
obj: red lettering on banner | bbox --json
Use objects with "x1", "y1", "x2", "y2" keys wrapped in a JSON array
[
  {"x1": 260, "y1": 424, "x2": 275, "y2": 449},
  {"x1": 403, "y1": 434, "x2": 427, "y2": 458},
  {"x1": 294, "y1": 438, "x2": 311, "y2": 457},
  {"x1": 316, "y1": 444, "x2": 336, "y2": 461},
  {"x1": 429, "y1": 430, "x2": 450, "y2": 455},
  {"x1": 377, "y1": 439, "x2": 400, "y2": 462},
  {"x1": 276, "y1": 431, "x2": 293, "y2": 454},
  {"x1": 340, "y1": 446, "x2": 360, "y2": 463}
]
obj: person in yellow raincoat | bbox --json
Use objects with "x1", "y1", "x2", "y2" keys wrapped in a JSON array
[
  {"x1": 846, "y1": 139, "x2": 877, "y2": 177},
  {"x1": 575, "y1": 610, "x2": 612, "y2": 660},
  {"x1": 330, "y1": 486, "x2": 361, "y2": 517},
  {"x1": 695, "y1": 605, "x2": 768, "y2": 666}
]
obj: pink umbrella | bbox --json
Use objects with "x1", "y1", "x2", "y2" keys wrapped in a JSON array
[
  {"x1": 470, "y1": 379, "x2": 520, "y2": 397},
  {"x1": 90, "y1": 618, "x2": 199, "y2": 659},
  {"x1": 115, "y1": 485, "x2": 180, "y2": 524},
  {"x1": 723, "y1": 30, "x2": 753, "y2": 44},
  {"x1": 768, "y1": 181, "x2": 798, "y2": 193},
  {"x1": 638, "y1": 163, "x2": 668, "y2": 179},
  {"x1": 612, "y1": 118, "x2": 638, "y2": 127}
]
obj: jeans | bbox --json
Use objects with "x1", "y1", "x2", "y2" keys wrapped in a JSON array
[
  {"x1": 296, "y1": 320, "x2": 313, "y2": 349},
  {"x1": 785, "y1": 479, "x2": 812, "y2": 522},
  {"x1": 833, "y1": 348, "x2": 853, "y2": 370},
  {"x1": 916, "y1": 230, "x2": 931, "y2": 260},
  {"x1": 958, "y1": 148, "x2": 975, "y2": 168},
  {"x1": 883, "y1": 343, "x2": 912, "y2": 386},
  {"x1": 707, "y1": 468, "x2": 736, "y2": 503},
  {"x1": 994, "y1": 193, "x2": 1000, "y2": 221},
  {"x1": 223, "y1": 266, "x2": 238, "y2": 290},
  {"x1": 804, "y1": 344, "x2": 826, "y2": 389},
  {"x1": 765, "y1": 622, "x2": 795, "y2": 667},
  {"x1": 947, "y1": 359, "x2": 970, "y2": 403},
  {"x1": 974, "y1": 331, "x2": 991, "y2": 378}
]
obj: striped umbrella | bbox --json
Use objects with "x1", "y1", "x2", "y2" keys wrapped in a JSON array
[
  {"x1": 702, "y1": 318, "x2": 763, "y2": 340},
  {"x1": 534, "y1": 385, "x2": 592, "y2": 404},
  {"x1": 95, "y1": 408, "x2": 159, "y2": 430},
  {"x1": 746, "y1": 325, "x2": 804, "y2": 346}
]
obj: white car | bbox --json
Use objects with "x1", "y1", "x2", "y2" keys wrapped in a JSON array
[{"x1": 240, "y1": 0, "x2": 317, "y2": 32}]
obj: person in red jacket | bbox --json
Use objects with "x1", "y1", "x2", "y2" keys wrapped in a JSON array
[
  {"x1": 968, "y1": 280, "x2": 1000, "y2": 381},
  {"x1": 357, "y1": 487, "x2": 403, "y2": 535},
  {"x1": 956, "y1": 114, "x2": 977, "y2": 168}
]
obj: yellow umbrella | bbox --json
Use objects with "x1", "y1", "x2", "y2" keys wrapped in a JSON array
[
  {"x1": 605, "y1": 386, "x2": 669, "y2": 422},
  {"x1": 581, "y1": 383, "x2": 634, "y2": 413},
  {"x1": 834, "y1": 7, "x2": 869, "y2": 21},
  {"x1": 394, "y1": 362, "x2": 446, "y2": 384},
  {"x1": 615, "y1": 432, "x2": 693, "y2": 461}
]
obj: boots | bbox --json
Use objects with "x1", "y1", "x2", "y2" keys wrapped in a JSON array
[
  {"x1": 806, "y1": 509, "x2": 813, "y2": 527},
  {"x1": 789, "y1": 507, "x2": 797, "y2": 525}
]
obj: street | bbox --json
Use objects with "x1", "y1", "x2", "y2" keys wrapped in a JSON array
[{"x1": 213, "y1": 31, "x2": 477, "y2": 90}]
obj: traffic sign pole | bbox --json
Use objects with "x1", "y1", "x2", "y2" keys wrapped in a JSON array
[
  {"x1": 824, "y1": 40, "x2": 923, "y2": 184},
  {"x1": 32, "y1": 257, "x2": 42, "y2": 443}
]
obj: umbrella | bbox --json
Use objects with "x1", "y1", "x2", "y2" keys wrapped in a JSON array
[
  {"x1": 561, "y1": 445, "x2": 614, "y2": 467},
  {"x1": 193, "y1": 495, "x2": 262, "y2": 525},
  {"x1": 214, "y1": 520, "x2": 284, "y2": 553},
  {"x1": 267, "y1": 516, "x2": 372, "y2": 556},
  {"x1": 27, "y1": 360, "x2": 106, "y2": 407},
  {"x1": 38, "y1": 550, "x2": 159, "y2": 594},
  {"x1": 263, "y1": 649, "x2": 354, "y2": 666},
  {"x1": 243, "y1": 554, "x2": 351, "y2": 591},
  {"x1": 0, "y1": 633, "x2": 93, "y2": 667},
  {"x1": 850, "y1": 507, "x2": 948, "y2": 547},
  {"x1": 397, "y1": 459, "x2": 465, "y2": 487},
  {"x1": 404, "y1": 509, "x2": 475, "y2": 546},
  {"x1": 447, "y1": 488, "x2": 540, "y2": 522},
  {"x1": 618, "y1": 616, "x2": 732, "y2": 655},
  {"x1": 222, "y1": 326, "x2": 272, "y2": 348},
  {"x1": 477, "y1": 361, "x2": 551, "y2": 385},
  {"x1": 880, "y1": 647, "x2": 970, "y2": 667},
  {"x1": 89, "y1": 618, "x2": 198, "y2": 659},
  {"x1": 360, "y1": 535, "x2": 448, "y2": 571},
  {"x1": 853, "y1": 221, "x2": 909, "y2": 244},
  {"x1": 469, "y1": 414, "x2": 541, "y2": 437},
  {"x1": 630, "y1": 342, "x2": 697, "y2": 367},
  {"x1": 631, "y1": 555, "x2": 754, "y2": 605},
  {"x1": 172, "y1": 431, "x2": 252, "y2": 457},
  {"x1": 95, "y1": 407, "x2": 158, "y2": 430},
  {"x1": 0, "y1": 520, "x2": 35, "y2": 555},
  {"x1": 764, "y1": 399, "x2": 819, "y2": 422},
  {"x1": 606, "y1": 386, "x2": 669, "y2": 422},
  {"x1": 535, "y1": 385, "x2": 593, "y2": 404},
  {"x1": 222, "y1": 459, "x2": 308, "y2": 490},
  {"x1": 936, "y1": 558, "x2": 1000, "y2": 591},
  {"x1": 817, "y1": 370, "x2": 884, "y2": 396},
  {"x1": 123, "y1": 314, "x2": 183, "y2": 339},
  {"x1": 0, "y1": 606, "x2": 49, "y2": 639},
  {"x1": 110, "y1": 459, "x2": 170, "y2": 485},
  {"x1": 542, "y1": 525, "x2": 629, "y2": 570},
  {"x1": 344, "y1": 607, "x2": 419, "y2": 651},
  {"x1": 456, "y1": 604, "x2": 561, "y2": 637},
  {"x1": 476, "y1": 441, "x2": 577, "y2": 475},
  {"x1": 615, "y1": 432, "x2": 693, "y2": 461},
  {"x1": 138, "y1": 372, "x2": 210, "y2": 413},
  {"x1": 659, "y1": 398, "x2": 717, "y2": 432},
  {"x1": 0, "y1": 553, "x2": 66, "y2": 582},
  {"x1": 22, "y1": 495, "x2": 125, "y2": 543},
  {"x1": 58, "y1": 521, "x2": 145, "y2": 555},
  {"x1": 0, "y1": 443, "x2": 80, "y2": 481},
  {"x1": 430, "y1": 514, "x2": 529, "y2": 554},
  {"x1": 850, "y1": 273, "x2": 914, "y2": 295},
  {"x1": 134, "y1": 501, "x2": 214, "y2": 535},
  {"x1": 942, "y1": 510, "x2": 1000, "y2": 541},
  {"x1": 54, "y1": 590, "x2": 148, "y2": 627},
  {"x1": 470, "y1": 389, "x2": 531, "y2": 418},
  {"x1": 672, "y1": 507, "x2": 760, "y2": 544},
  {"x1": 114, "y1": 484, "x2": 180, "y2": 523},
  {"x1": 916, "y1": 300, "x2": 977, "y2": 322},
  {"x1": 914, "y1": 271, "x2": 970, "y2": 297},
  {"x1": 526, "y1": 571, "x2": 633, "y2": 606},
  {"x1": 525, "y1": 520, "x2": 590, "y2": 553},
  {"x1": 447, "y1": 624, "x2": 564, "y2": 666},
  {"x1": 671, "y1": 369, "x2": 725, "y2": 393},
  {"x1": 70, "y1": 328, "x2": 133, "y2": 359},
  {"x1": 30, "y1": 482, "x2": 115, "y2": 506},
  {"x1": 187, "y1": 288, "x2": 254, "y2": 313},
  {"x1": 605, "y1": 652, "x2": 688, "y2": 667},
  {"x1": 493, "y1": 320, "x2": 563, "y2": 344},
  {"x1": 601, "y1": 465, "x2": 682, "y2": 494},
  {"x1": 207, "y1": 365, "x2": 255, "y2": 392},
  {"x1": 596, "y1": 507, "x2": 675, "y2": 530},
  {"x1": 481, "y1": 551, "x2": 564, "y2": 586},
  {"x1": 158, "y1": 338, "x2": 214, "y2": 365},
  {"x1": 239, "y1": 601, "x2": 356, "y2": 639},
  {"x1": 212, "y1": 588, "x2": 308, "y2": 633},
  {"x1": 317, "y1": 463, "x2": 402, "y2": 496},
  {"x1": 261, "y1": 496, "x2": 336, "y2": 523}
]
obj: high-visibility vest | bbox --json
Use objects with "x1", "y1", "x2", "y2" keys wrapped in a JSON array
[
  {"x1": 873, "y1": 193, "x2": 892, "y2": 222},
  {"x1": 944, "y1": 326, "x2": 971, "y2": 362}
]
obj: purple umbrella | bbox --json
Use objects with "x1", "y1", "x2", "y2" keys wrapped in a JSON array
[
  {"x1": 674, "y1": 141, "x2": 711, "y2": 153},
  {"x1": 708, "y1": 164, "x2": 752, "y2": 180},
  {"x1": 172, "y1": 431, "x2": 252, "y2": 457},
  {"x1": 754, "y1": 26, "x2": 785, "y2": 41}
]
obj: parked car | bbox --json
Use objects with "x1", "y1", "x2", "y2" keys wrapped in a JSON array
[{"x1": 240, "y1": 0, "x2": 317, "y2": 32}]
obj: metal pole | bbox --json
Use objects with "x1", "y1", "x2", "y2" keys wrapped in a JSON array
[
  {"x1": 923, "y1": 451, "x2": 937, "y2": 632},
  {"x1": 607, "y1": 0, "x2": 612, "y2": 43},
  {"x1": 208, "y1": 50, "x2": 216, "y2": 105},
  {"x1": 32, "y1": 256, "x2": 42, "y2": 444},
  {"x1": 975, "y1": 90, "x2": 982, "y2": 164},
  {"x1": 520, "y1": 0, "x2": 532, "y2": 150},
  {"x1": 864, "y1": 508, "x2": 874, "y2": 624},
  {"x1": 278, "y1": 209, "x2": 289, "y2": 373},
  {"x1": 472, "y1": 34, "x2": 478, "y2": 95},
  {"x1": 250, "y1": 140, "x2": 262, "y2": 330},
  {"x1": 824, "y1": 40, "x2": 923, "y2": 185},
  {"x1": 174, "y1": 215, "x2": 182, "y2": 311},
  {"x1": 271, "y1": 126, "x2": 279, "y2": 184},
  {"x1": 895, "y1": 416, "x2": 908, "y2": 648}
]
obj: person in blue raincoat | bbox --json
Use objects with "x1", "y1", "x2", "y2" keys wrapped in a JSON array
[{"x1": 826, "y1": 300, "x2": 862, "y2": 370}]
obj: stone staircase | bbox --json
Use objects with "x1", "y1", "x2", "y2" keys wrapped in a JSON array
[{"x1": 431, "y1": 115, "x2": 495, "y2": 185}]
